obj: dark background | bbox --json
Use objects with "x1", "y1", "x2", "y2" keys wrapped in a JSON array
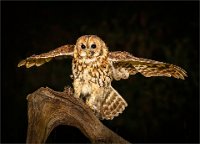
[{"x1": 2, "y1": 1, "x2": 199, "y2": 143}]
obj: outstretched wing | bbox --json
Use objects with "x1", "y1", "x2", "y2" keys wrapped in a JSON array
[
  {"x1": 109, "y1": 51, "x2": 187, "y2": 80},
  {"x1": 18, "y1": 45, "x2": 75, "y2": 68}
]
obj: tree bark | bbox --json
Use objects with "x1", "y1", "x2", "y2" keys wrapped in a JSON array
[{"x1": 26, "y1": 87, "x2": 130, "y2": 144}]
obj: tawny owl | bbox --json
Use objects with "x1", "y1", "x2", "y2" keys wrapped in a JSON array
[{"x1": 18, "y1": 35, "x2": 187, "y2": 120}]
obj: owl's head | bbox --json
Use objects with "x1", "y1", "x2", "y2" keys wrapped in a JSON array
[{"x1": 74, "y1": 35, "x2": 108, "y2": 61}]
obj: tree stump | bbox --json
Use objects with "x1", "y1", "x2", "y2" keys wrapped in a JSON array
[{"x1": 26, "y1": 87, "x2": 130, "y2": 143}]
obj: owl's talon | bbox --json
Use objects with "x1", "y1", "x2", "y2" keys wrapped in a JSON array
[{"x1": 70, "y1": 75, "x2": 74, "y2": 79}]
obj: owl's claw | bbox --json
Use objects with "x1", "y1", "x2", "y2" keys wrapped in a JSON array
[{"x1": 70, "y1": 75, "x2": 74, "y2": 79}]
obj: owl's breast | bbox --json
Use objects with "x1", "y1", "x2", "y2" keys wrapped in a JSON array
[{"x1": 72, "y1": 59, "x2": 112, "y2": 88}]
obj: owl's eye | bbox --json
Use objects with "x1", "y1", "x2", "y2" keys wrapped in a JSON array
[
  {"x1": 81, "y1": 44, "x2": 86, "y2": 49},
  {"x1": 91, "y1": 44, "x2": 96, "y2": 49}
]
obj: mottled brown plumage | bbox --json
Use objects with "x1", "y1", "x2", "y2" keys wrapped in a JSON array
[{"x1": 18, "y1": 35, "x2": 187, "y2": 120}]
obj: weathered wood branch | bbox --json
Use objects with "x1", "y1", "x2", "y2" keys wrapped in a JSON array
[{"x1": 26, "y1": 87, "x2": 130, "y2": 143}]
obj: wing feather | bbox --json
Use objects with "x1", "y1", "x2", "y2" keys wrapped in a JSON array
[
  {"x1": 18, "y1": 45, "x2": 74, "y2": 68},
  {"x1": 109, "y1": 51, "x2": 187, "y2": 80}
]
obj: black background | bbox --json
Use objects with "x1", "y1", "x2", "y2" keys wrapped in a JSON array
[{"x1": 2, "y1": 1, "x2": 199, "y2": 143}]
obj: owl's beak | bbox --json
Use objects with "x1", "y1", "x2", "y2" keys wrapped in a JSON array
[
  {"x1": 86, "y1": 49, "x2": 95, "y2": 57},
  {"x1": 86, "y1": 48, "x2": 93, "y2": 57},
  {"x1": 85, "y1": 49, "x2": 89, "y2": 56}
]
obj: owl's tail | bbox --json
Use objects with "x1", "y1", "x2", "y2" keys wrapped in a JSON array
[{"x1": 101, "y1": 86, "x2": 128, "y2": 120}]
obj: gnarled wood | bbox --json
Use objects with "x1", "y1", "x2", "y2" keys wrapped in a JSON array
[{"x1": 26, "y1": 87, "x2": 130, "y2": 143}]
